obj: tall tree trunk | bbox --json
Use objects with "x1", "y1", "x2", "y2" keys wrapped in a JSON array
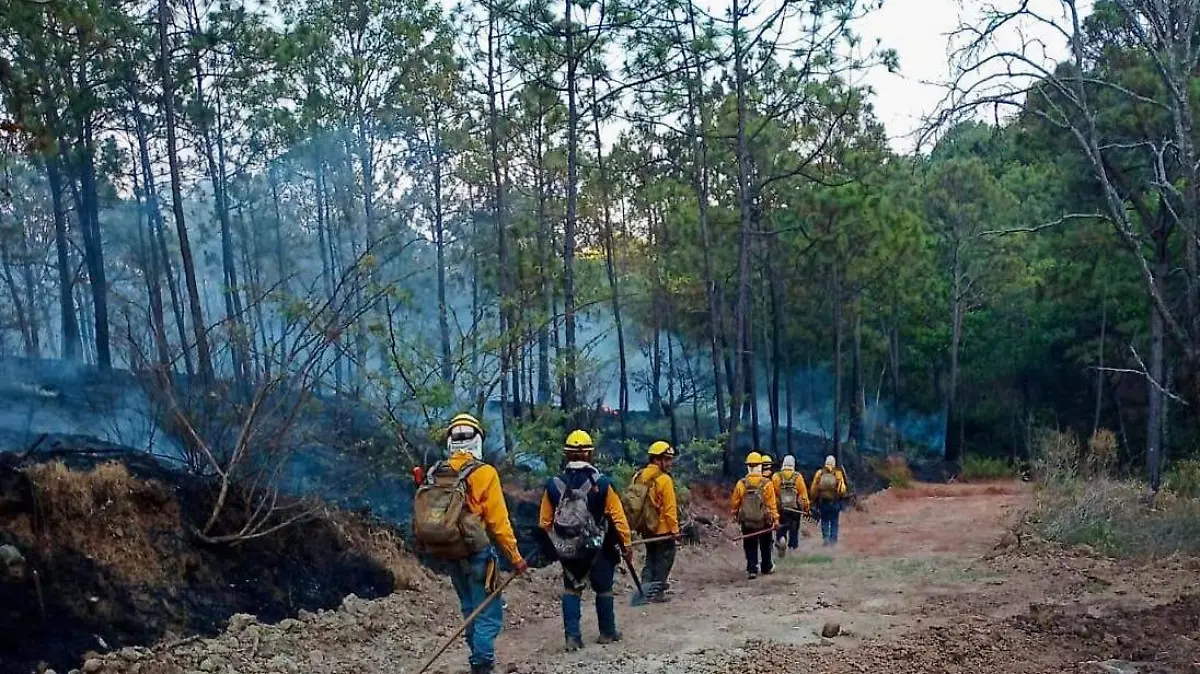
[
  {"x1": 45, "y1": 158, "x2": 81, "y2": 361},
  {"x1": 849, "y1": 301, "x2": 866, "y2": 448},
  {"x1": 562, "y1": 0, "x2": 580, "y2": 415},
  {"x1": 131, "y1": 101, "x2": 192, "y2": 377},
  {"x1": 785, "y1": 357, "x2": 795, "y2": 457},
  {"x1": 76, "y1": 104, "x2": 111, "y2": 371},
  {"x1": 535, "y1": 105, "x2": 552, "y2": 406},
  {"x1": 160, "y1": 0, "x2": 213, "y2": 383},
  {"x1": 269, "y1": 163, "x2": 289, "y2": 349},
  {"x1": 314, "y1": 157, "x2": 338, "y2": 393},
  {"x1": 1147, "y1": 233, "x2": 1168, "y2": 491},
  {"x1": 130, "y1": 146, "x2": 170, "y2": 369},
  {"x1": 432, "y1": 132, "x2": 453, "y2": 386},
  {"x1": 190, "y1": 56, "x2": 248, "y2": 384},
  {"x1": 767, "y1": 246, "x2": 781, "y2": 456},
  {"x1": 591, "y1": 74, "x2": 628, "y2": 437},
  {"x1": 1093, "y1": 289, "x2": 1107, "y2": 438},
  {"x1": 945, "y1": 240, "x2": 964, "y2": 463},
  {"x1": 681, "y1": 0, "x2": 727, "y2": 435},
  {"x1": 832, "y1": 263, "x2": 843, "y2": 462},
  {"x1": 486, "y1": 9, "x2": 514, "y2": 453},
  {"x1": 728, "y1": 0, "x2": 753, "y2": 470}
]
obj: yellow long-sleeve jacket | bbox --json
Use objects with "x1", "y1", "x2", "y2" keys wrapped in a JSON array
[
  {"x1": 538, "y1": 471, "x2": 634, "y2": 550},
  {"x1": 635, "y1": 464, "x2": 679, "y2": 536},
  {"x1": 730, "y1": 474, "x2": 779, "y2": 525},
  {"x1": 772, "y1": 469, "x2": 810, "y2": 513},
  {"x1": 810, "y1": 467, "x2": 848, "y2": 502},
  {"x1": 446, "y1": 453, "x2": 524, "y2": 566}
]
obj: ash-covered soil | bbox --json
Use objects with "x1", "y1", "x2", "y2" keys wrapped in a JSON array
[{"x1": 51, "y1": 481, "x2": 1200, "y2": 674}]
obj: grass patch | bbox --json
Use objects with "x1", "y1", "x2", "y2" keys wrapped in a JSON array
[
  {"x1": 793, "y1": 553, "x2": 834, "y2": 565},
  {"x1": 959, "y1": 454, "x2": 1015, "y2": 481},
  {"x1": 1031, "y1": 478, "x2": 1200, "y2": 557}
]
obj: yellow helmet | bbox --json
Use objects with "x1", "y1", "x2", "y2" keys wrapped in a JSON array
[
  {"x1": 760, "y1": 454, "x2": 773, "y2": 466},
  {"x1": 648, "y1": 440, "x2": 675, "y2": 457},
  {"x1": 745, "y1": 451, "x2": 763, "y2": 466},
  {"x1": 447, "y1": 413, "x2": 484, "y2": 436},
  {"x1": 564, "y1": 429, "x2": 595, "y2": 451}
]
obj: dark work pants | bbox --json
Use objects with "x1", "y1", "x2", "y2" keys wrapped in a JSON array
[
  {"x1": 777, "y1": 513, "x2": 801, "y2": 549},
  {"x1": 641, "y1": 540, "x2": 677, "y2": 596},
  {"x1": 817, "y1": 501, "x2": 841, "y2": 543},
  {"x1": 741, "y1": 525, "x2": 773, "y2": 573}
]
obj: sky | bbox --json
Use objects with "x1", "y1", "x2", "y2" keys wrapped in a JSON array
[{"x1": 853, "y1": 0, "x2": 963, "y2": 152}]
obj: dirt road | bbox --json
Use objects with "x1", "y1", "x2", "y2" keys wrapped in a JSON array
[{"x1": 112, "y1": 483, "x2": 1200, "y2": 674}]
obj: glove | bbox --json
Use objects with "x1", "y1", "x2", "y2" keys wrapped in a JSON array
[
  {"x1": 672, "y1": 532, "x2": 684, "y2": 543},
  {"x1": 513, "y1": 558, "x2": 529, "y2": 575}
]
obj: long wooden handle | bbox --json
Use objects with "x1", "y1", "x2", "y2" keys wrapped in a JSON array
[
  {"x1": 415, "y1": 571, "x2": 519, "y2": 674},
  {"x1": 629, "y1": 533, "x2": 677, "y2": 547},
  {"x1": 730, "y1": 526, "x2": 775, "y2": 542}
]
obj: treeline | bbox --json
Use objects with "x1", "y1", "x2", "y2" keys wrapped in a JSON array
[{"x1": 0, "y1": 0, "x2": 1195, "y2": 484}]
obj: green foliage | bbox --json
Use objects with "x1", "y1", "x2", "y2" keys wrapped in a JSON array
[
  {"x1": 1165, "y1": 459, "x2": 1200, "y2": 499},
  {"x1": 959, "y1": 455, "x2": 1015, "y2": 481}
]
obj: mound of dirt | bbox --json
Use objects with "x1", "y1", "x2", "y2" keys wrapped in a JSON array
[{"x1": 0, "y1": 454, "x2": 423, "y2": 674}]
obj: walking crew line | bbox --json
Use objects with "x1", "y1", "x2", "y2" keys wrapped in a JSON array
[{"x1": 413, "y1": 414, "x2": 851, "y2": 672}]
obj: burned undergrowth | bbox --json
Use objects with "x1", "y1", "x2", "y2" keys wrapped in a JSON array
[{"x1": 0, "y1": 451, "x2": 420, "y2": 674}]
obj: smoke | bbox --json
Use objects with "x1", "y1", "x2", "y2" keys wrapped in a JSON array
[{"x1": 0, "y1": 358, "x2": 187, "y2": 462}]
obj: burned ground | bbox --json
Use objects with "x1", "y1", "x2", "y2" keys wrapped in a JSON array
[{"x1": 0, "y1": 452, "x2": 410, "y2": 674}]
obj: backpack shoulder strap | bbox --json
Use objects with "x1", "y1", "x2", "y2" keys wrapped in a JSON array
[{"x1": 455, "y1": 460, "x2": 483, "y2": 488}]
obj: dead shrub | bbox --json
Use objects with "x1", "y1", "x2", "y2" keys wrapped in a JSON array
[
  {"x1": 1085, "y1": 429, "x2": 1119, "y2": 477},
  {"x1": 1034, "y1": 429, "x2": 1081, "y2": 482}
]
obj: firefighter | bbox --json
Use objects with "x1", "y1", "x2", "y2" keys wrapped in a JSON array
[
  {"x1": 629, "y1": 440, "x2": 680, "y2": 602},
  {"x1": 730, "y1": 452, "x2": 779, "y2": 579},
  {"x1": 539, "y1": 430, "x2": 634, "y2": 651},
  {"x1": 773, "y1": 455, "x2": 810, "y2": 555},
  {"x1": 810, "y1": 455, "x2": 849, "y2": 546},
  {"x1": 412, "y1": 413, "x2": 527, "y2": 674}
]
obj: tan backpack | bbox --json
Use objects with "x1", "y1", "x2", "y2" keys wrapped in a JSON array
[
  {"x1": 816, "y1": 470, "x2": 840, "y2": 500},
  {"x1": 737, "y1": 477, "x2": 769, "y2": 529},
  {"x1": 622, "y1": 469, "x2": 662, "y2": 536},
  {"x1": 412, "y1": 460, "x2": 491, "y2": 560},
  {"x1": 778, "y1": 474, "x2": 799, "y2": 510}
]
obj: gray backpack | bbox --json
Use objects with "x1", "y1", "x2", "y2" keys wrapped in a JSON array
[{"x1": 548, "y1": 475, "x2": 607, "y2": 562}]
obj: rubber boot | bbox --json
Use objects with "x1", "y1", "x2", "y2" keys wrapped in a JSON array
[
  {"x1": 562, "y1": 593, "x2": 584, "y2": 651},
  {"x1": 470, "y1": 664, "x2": 494, "y2": 674},
  {"x1": 595, "y1": 594, "x2": 622, "y2": 643}
]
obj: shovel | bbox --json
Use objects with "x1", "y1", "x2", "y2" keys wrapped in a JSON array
[{"x1": 622, "y1": 552, "x2": 652, "y2": 606}]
